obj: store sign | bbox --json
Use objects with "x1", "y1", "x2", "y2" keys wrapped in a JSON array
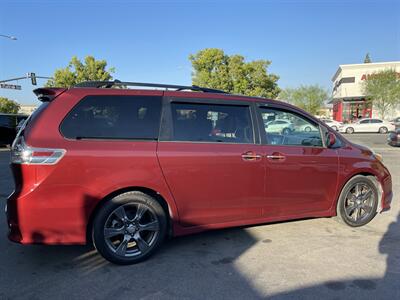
[{"x1": 0, "y1": 83, "x2": 22, "y2": 90}]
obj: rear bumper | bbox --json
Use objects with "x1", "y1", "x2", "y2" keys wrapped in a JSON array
[
  {"x1": 5, "y1": 195, "x2": 22, "y2": 243},
  {"x1": 6, "y1": 188, "x2": 89, "y2": 245}
]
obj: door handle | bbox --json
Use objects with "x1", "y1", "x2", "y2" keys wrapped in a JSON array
[
  {"x1": 241, "y1": 151, "x2": 262, "y2": 161},
  {"x1": 266, "y1": 154, "x2": 285, "y2": 160}
]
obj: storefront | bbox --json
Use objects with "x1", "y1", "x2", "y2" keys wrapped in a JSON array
[
  {"x1": 331, "y1": 61, "x2": 400, "y2": 122},
  {"x1": 332, "y1": 97, "x2": 372, "y2": 123}
]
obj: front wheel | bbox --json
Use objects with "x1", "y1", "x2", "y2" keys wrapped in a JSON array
[
  {"x1": 346, "y1": 127, "x2": 354, "y2": 134},
  {"x1": 92, "y1": 191, "x2": 167, "y2": 265},
  {"x1": 336, "y1": 175, "x2": 378, "y2": 227},
  {"x1": 379, "y1": 127, "x2": 388, "y2": 134}
]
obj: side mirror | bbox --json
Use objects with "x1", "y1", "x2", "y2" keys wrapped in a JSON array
[{"x1": 327, "y1": 132, "x2": 337, "y2": 148}]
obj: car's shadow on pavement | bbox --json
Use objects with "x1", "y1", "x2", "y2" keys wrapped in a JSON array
[
  {"x1": 1, "y1": 213, "x2": 399, "y2": 299},
  {"x1": 1, "y1": 224, "x2": 265, "y2": 299},
  {"x1": 268, "y1": 212, "x2": 400, "y2": 299}
]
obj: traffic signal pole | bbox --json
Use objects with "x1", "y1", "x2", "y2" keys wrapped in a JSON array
[{"x1": 0, "y1": 74, "x2": 53, "y2": 85}]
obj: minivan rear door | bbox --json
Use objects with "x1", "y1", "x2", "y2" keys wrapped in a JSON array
[{"x1": 157, "y1": 95, "x2": 265, "y2": 227}]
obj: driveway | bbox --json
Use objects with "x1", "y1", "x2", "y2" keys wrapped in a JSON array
[{"x1": 0, "y1": 134, "x2": 399, "y2": 299}]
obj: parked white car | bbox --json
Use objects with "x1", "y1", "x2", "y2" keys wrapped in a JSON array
[
  {"x1": 320, "y1": 118, "x2": 344, "y2": 132},
  {"x1": 264, "y1": 119, "x2": 294, "y2": 134},
  {"x1": 294, "y1": 120, "x2": 319, "y2": 132},
  {"x1": 342, "y1": 118, "x2": 395, "y2": 134}
]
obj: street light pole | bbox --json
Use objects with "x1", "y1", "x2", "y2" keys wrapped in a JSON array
[{"x1": 0, "y1": 34, "x2": 17, "y2": 40}]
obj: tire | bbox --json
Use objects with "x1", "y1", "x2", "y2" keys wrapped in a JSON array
[
  {"x1": 346, "y1": 127, "x2": 354, "y2": 134},
  {"x1": 282, "y1": 128, "x2": 291, "y2": 135},
  {"x1": 379, "y1": 127, "x2": 388, "y2": 134},
  {"x1": 304, "y1": 126, "x2": 312, "y2": 132},
  {"x1": 331, "y1": 125, "x2": 338, "y2": 131},
  {"x1": 336, "y1": 175, "x2": 378, "y2": 227},
  {"x1": 92, "y1": 191, "x2": 167, "y2": 265}
]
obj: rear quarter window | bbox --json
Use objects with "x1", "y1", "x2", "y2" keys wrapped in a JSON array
[{"x1": 60, "y1": 95, "x2": 162, "y2": 140}]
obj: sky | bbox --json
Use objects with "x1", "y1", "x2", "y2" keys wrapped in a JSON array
[{"x1": 0, "y1": 0, "x2": 399, "y2": 105}]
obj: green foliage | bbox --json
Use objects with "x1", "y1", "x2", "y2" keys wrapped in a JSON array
[
  {"x1": 0, "y1": 97, "x2": 20, "y2": 114},
  {"x1": 189, "y1": 48, "x2": 280, "y2": 98},
  {"x1": 364, "y1": 53, "x2": 372, "y2": 63},
  {"x1": 363, "y1": 69, "x2": 400, "y2": 119},
  {"x1": 279, "y1": 85, "x2": 329, "y2": 115},
  {"x1": 46, "y1": 56, "x2": 115, "y2": 87}
]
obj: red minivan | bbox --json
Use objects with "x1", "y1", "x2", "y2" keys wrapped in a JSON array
[{"x1": 6, "y1": 81, "x2": 393, "y2": 264}]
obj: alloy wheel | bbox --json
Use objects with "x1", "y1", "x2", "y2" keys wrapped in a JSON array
[
  {"x1": 346, "y1": 127, "x2": 354, "y2": 134},
  {"x1": 282, "y1": 128, "x2": 291, "y2": 135},
  {"x1": 343, "y1": 183, "x2": 375, "y2": 224},
  {"x1": 103, "y1": 203, "x2": 160, "y2": 257},
  {"x1": 379, "y1": 127, "x2": 388, "y2": 134}
]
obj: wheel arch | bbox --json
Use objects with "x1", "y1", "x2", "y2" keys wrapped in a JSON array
[
  {"x1": 86, "y1": 186, "x2": 175, "y2": 244},
  {"x1": 334, "y1": 171, "x2": 382, "y2": 215}
]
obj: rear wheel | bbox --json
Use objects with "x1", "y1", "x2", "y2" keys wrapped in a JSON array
[
  {"x1": 346, "y1": 127, "x2": 354, "y2": 134},
  {"x1": 331, "y1": 125, "x2": 338, "y2": 131},
  {"x1": 336, "y1": 175, "x2": 378, "y2": 227},
  {"x1": 379, "y1": 126, "x2": 388, "y2": 134},
  {"x1": 304, "y1": 126, "x2": 312, "y2": 132},
  {"x1": 92, "y1": 191, "x2": 167, "y2": 265},
  {"x1": 282, "y1": 128, "x2": 291, "y2": 135}
]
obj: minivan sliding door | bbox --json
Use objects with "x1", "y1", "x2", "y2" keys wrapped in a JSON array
[{"x1": 157, "y1": 97, "x2": 265, "y2": 227}]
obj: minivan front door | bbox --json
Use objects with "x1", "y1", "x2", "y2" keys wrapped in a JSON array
[
  {"x1": 157, "y1": 98, "x2": 265, "y2": 227},
  {"x1": 257, "y1": 105, "x2": 339, "y2": 217}
]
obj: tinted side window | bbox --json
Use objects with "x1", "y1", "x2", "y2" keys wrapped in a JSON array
[
  {"x1": 360, "y1": 119, "x2": 370, "y2": 124},
  {"x1": 170, "y1": 102, "x2": 254, "y2": 144},
  {"x1": 370, "y1": 119, "x2": 382, "y2": 123},
  {"x1": 61, "y1": 95, "x2": 162, "y2": 140},
  {"x1": 260, "y1": 107, "x2": 322, "y2": 147}
]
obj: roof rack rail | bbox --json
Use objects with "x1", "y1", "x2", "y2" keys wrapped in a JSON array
[{"x1": 74, "y1": 80, "x2": 228, "y2": 94}]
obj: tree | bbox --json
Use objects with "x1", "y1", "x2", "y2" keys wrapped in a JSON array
[
  {"x1": 46, "y1": 56, "x2": 115, "y2": 87},
  {"x1": 278, "y1": 85, "x2": 329, "y2": 115},
  {"x1": 364, "y1": 53, "x2": 372, "y2": 63},
  {"x1": 363, "y1": 69, "x2": 400, "y2": 119},
  {"x1": 189, "y1": 48, "x2": 280, "y2": 98},
  {"x1": 0, "y1": 97, "x2": 20, "y2": 114}
]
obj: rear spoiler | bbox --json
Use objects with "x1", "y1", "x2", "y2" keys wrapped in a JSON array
[{"x1": 33, "y1": 88, "x2": 67, "y2": 102}]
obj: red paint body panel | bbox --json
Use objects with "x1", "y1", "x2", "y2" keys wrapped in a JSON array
[
  {"x1": 157, "y1": 142, "x2": 265, "y2": 226},
  {"x1": 261, "y1": 146, "x2": 339, "y2": 216},
  {"x1": 6, "y1": 88, "x2": 393, "y2": 244}
]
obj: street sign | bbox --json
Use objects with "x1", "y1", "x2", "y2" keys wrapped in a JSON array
[{"x1": 0, "y1": 83, "x2": 22, "y2": 90}]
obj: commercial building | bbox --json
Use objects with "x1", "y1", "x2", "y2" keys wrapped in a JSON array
[
  {"x1": 331, "y1": 61, "x2": 400, "y2": 122},
  {"x1": 18, "y1": 104, "x2": 38, "y2": 115}
]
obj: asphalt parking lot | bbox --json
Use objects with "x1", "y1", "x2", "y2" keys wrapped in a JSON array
[{"x1": 0, "y1": 133, "x2": 399, "y2": 300}]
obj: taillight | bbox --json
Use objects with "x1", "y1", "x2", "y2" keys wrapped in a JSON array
[{"x1": 11, "y1": 136, "x2": 66, "y2": 165}]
